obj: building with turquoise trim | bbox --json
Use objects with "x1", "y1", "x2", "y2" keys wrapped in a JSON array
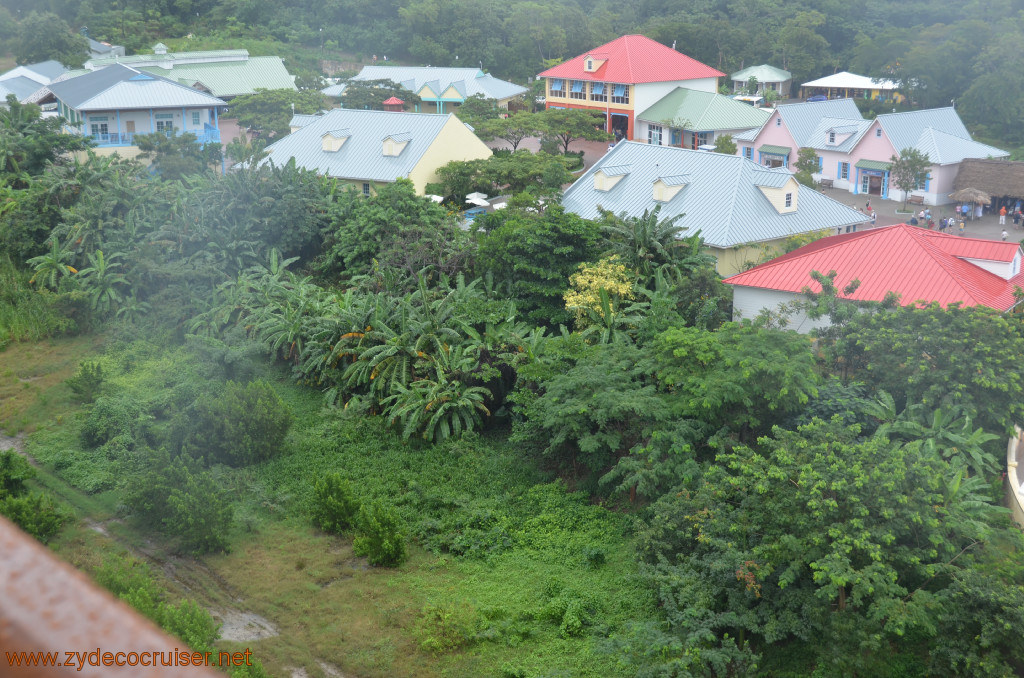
[{"x1": 345, "y1": 66, "x2": 528, "y2": 113}]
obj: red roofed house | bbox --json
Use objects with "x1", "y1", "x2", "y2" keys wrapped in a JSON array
[
  {"x1": 723, "y1": 224, "x2": 1024, "y2": 332},
  {"x1": 537, "y1": 34, "x2": 724, "y2": 141}
]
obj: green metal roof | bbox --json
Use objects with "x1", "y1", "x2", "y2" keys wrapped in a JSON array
[
  {"x1": 138, "y1": 56, "x2": 295, "y2": 98},
  {"x1": 636, "y1": 87, "x2": 771, "y2": 132},
  {"x1": 730, "y1": 64, "x2": 792, "y2": 83},
  {"x1": 855, "y1": 159, "x2": 892, "y2": 171},
  {"x1": 759, "y1": 144, "x2": 791, "y2": 156}
]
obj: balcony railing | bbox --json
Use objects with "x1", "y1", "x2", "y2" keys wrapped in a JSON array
[{"x1": 88, "y1": 124, "x2": 221, "y2": 147}]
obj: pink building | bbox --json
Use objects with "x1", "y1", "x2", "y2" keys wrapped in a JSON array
[{"x1": 735, "y1": 100, "x2": 1008, "y2": 205}]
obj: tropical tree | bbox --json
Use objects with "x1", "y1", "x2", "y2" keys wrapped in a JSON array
[
  {"x1": 337, "y1": 79, "x2": 421, "y2": 112},
  {"x1": 535, "y1": 108, "x2": 612, "y2": 154},
  {"x1": 228, "y1": 88, "x2": 330, "y2": 138},
  {"x1": 76, "y1": 249, "x2": 129, "y2": 314},
  {"x1": 13, "y1": 12, "x2": 88, "y2": 68},
  {"x1": 475, "y1": 112, "x2": 539, "y2": 151},
  {"x1": 889, "y1": 147, "x2": 932, "y2": 208},
  {"x1": 26, "y1": 238, "x2": 77, "y2": 289},
  {"x1": 714, "y1": 134, "x2": 737, "y2": 156}
]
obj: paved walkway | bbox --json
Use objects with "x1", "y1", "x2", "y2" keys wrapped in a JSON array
[{"x1": 819, "y1": 187, "x2": 1022, "y2": 243}]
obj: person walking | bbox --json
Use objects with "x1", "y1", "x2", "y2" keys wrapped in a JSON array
[
  {"x1": 870, "y1": 211, "x2": 877, "y2": 227},
  {"x1": 1003, "y1": 228, "x2": 1009, "y2": 241},
  {"x1": 1014, "y1": 210, "x2": 1021, "y2": 228},
  {"x1": 1000, "y1": 205, "x2": 1008, "y2": 224},
  {"x1": 958, "y1": 219, "x2": 966, "y2": 236}
]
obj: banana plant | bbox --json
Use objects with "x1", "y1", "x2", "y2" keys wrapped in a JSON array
[{"x1": 27, "y1": 238, "x2": 77, "y2": 289}]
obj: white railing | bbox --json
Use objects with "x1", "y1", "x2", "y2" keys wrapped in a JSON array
[{"x1": 1005, "y1": 426, "x2": 1024, "y2": 528}]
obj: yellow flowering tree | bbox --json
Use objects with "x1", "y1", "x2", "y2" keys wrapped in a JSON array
[{"x1": 563, "y1": 255, "x2": 636, "y2": 327}]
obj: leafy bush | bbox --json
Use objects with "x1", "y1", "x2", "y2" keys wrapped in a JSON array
[
  {"x1": 66, "y1": 360, "x2": 105, "y2": 402},
  {"x1": 0, "y1": 450, "x2": 34, "y2": 496},
  {"x1": 125, "y1": 453, "x2": 233, "y2": 554},
  {"x1": 310, "y1": 472, "x2": 359, "y2": 534},
  {"x1": 81, "y1": 395, "x2": 143, "y2": 448},
  {"x1": 0, "y1": 492, "x2": 67, "y2": 542},
  {"x1": 416, "y1": 602, "x2": 476, "y2": 654},
  {"x1": 353, "y1": 500, "x2": 407, "y2": 567},
  {"x1": 178, "y1": 379, "x2": 292, "y2": 466}
]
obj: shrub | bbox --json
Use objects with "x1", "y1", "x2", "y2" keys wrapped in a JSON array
[
  {"x1": 353, "y1": 501, "x2": 407, "y2": 567},
  {"x1": 81, "y1": 395, "x2": 142, "y2": 448},
  {"x1": 0, "y1": 492, "x2": 67, "y2": 542},
  {"x1": 416, "y1": 602, "x2": 476, "y2": 654},
  {"x1": 310, "y1": 472, "x2": 360, "y2": 534},
  {"x1": 0, "y1": 450, "x2": 35, "y2": 497},
  {"x1": 125, "y1": 453, "x2": 233, "y2": 554},
  {"x1": 179, "y1": 380, "x2": 292, "y2": 466},
  {"x1": 66, "y1": 361, "x2": 104, "y2": 403}
]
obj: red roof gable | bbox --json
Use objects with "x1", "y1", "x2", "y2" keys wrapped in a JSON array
[
  {"x1": 382, "y1": 96, "x2": 404, "y2": 105},
  {"x1": 723, "y1": 224, "x2": 1024, "y2": 311},
  {"x1": 537, "y1": 34, "x2": 725, "y2": 84}
]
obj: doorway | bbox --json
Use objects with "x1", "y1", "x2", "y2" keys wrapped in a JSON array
[{"x1": 610, "y1": 113, "x2": 628, "y2": 141}]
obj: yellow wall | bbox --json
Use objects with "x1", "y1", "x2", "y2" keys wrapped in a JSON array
[
  {"x1": 545, "y1": 79, "x2": 634, "y2": 113},
  {"x1": 757, "y1": 178, "x2": 800, "y2": 213},
  {"x1": 710, "y1": 239, "x2": 791, "y2": 277},
  {"x1": 406, "y1": 115, "x2": 492, "y2": 194},
  {"x1": 73, "y1": 146, "x2": 147, "y2": 162}
]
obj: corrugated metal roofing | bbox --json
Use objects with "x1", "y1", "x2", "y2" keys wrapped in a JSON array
[
  {"x1": 48, "y1": 64, "x2": 224, "y2": 111},
  {"x1": 86, "y1": 49, "x2": 250, "y2": 70},
  {"x1": 0, "y1": 76, "x2": 45, "y2": 102},
  {"x1": 856, "y1": 159, "x2": 892, "y2": 170},
  {"x1": 352, "y1": 66, "x2": 527, "y2": 101},
  {"x1": 322, "y1": 83, "x2": 346, "y2": 97},
  {"x1": 253, "y1": 108, "x2": 456, "y2": 182},
  {"x1": 139, "y1": 56, "x2": 296, "y2": 97},
  {"x1": 801, "y1": 71, "x2": 899, "y2": 90},
  {"x1": 538, "y1": 34, "x2": 725, "y2": 84},
  {"x1": 723, "y1": 224, "x2": 1024, "y2": 310},
  {"x1": 730, "y1": 64, "x2": 791, "y2": 82},
  {"x1": 760, "y1": 144, "x2": 791, "y2": 156},
  {"x1": 636, "y1": 87, "x2": 770, "y2": 132},
  {"x1": 803, "y1": 117, "x2": 872, "y2": 152},
  {"x1": 561, "y1": 142, "x2": 868, "y2": 248},
  {"x1": 290, "y1": 113, "x2": 323, "y2": 128},
  {"x1": 777, "y1": 98, "x2": 862, "y2": 147}
]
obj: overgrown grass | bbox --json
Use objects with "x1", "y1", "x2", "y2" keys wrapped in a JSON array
[
  {"x1": 15, "y1": 338, "x2": 659, "y2": 676},
  {"x1": 0, "y1": 256, "x2": 81, "y2": 348}
]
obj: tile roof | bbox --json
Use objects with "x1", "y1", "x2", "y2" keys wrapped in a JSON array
[
  {"x1": 252, "y1": 108, "x2": 458, "y2": 182},
  {"x1": 138, "y1": 56, "x2": 296, "y2": 97},
  {"x1": 730, "y1": 64, "x2": 791, "y2": 83},
  {"x1": 636, "y1": 87, "x2": 771, "y2": 132},
  {"x1": 537, "y1": 34, "x2": 725, "y2": 84},
  {"x1": 48, "y1": 64, "x2": 225, "y2": 111},
  {"x1": 801, "y1": 71, "x2": 899, "y2": 90},
  {"x1": 561, "y1": 142, "x2": 868, "y2": 249},
  {"x1": 723, "y1": 224, "x2": 1024, "y2": 310},
  {"x1": 352, "y1": 66, "x2": 527, "y2": 101}
]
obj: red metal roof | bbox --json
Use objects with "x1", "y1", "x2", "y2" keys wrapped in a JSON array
[
  {"x1": 381, "y1": 96, "x2": 404, "y2": 105},
  {"x1": 537, "y1": 34, "x2": 725, "y2": 84},
  {"x1": 723, "y1": 224, "x2": 1024, "y2": 310}
]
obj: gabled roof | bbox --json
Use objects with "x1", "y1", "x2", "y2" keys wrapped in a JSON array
[
  {"x1": 253, "y1": 108, "x2": 458, "y2": 182},
  {"x1": 137, "y1": 56, "x2": 296, "y2": 97},
  {"x1": 874, "y1": 108, "x2": 1008, "y2": 163},
  {"x1": 537, "y1": 34, "x2": 725, "y2": 84},
  {"x1": 561, "y1": 142, "x2": 867, "y2": 249},
  {"x1": 730, "y1": 64, "x2": 791, "y2": 83},
  {"x1": 289, "y1": 113, "x2": 323, "y2": 129},
  {"x1": 804, "y1": 116, "x2": 872, "y2": 152},
  {"x1": 776, "y1": 98, "x2": 862, "y2": 147},
  {"x1": 723, "y1": 224, "x2": 1024, "y2": 310},
  {"x1": 48, "y1": 64, "x2": 225, "y2": 111},
  {"x1": 0, "y1": 61, "x2": 68, "y2": 84},
  {"x1": 636, "y1": 87, "x2": 771, "y2": 132},
  {"x1": 0, "y1": 76, "x2": 47, "y2": 102},
  {"x1": 801, "y1": 71, "x2": 899, "y2": 91},
  {"x1": 351, "y1": 66, "x2": 527, "y2": 101}
]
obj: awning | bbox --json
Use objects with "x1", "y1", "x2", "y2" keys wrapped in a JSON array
[
  {"x1": 855, "y1": 159, "x2": 892, "y2": 171},
  {"x1": 759, "y1": 144, "x2": 790, "y2": 156}
]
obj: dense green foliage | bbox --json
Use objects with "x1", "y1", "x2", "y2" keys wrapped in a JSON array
[
  {"x1": 228, "y1": 88, "x2": 330, "y2": 138},
  {"x1": 353, "y1": 500, "x2": 408, "y2": 567},
  {"x1": 175, "y1": 379, "x2": 292, "y2": 466},
  {"x1": 0, "y1": 450, "x2": 66, "y2": 542},
  {"x1": 310, "y1": 472, "x2": 360, "y2": 533}
]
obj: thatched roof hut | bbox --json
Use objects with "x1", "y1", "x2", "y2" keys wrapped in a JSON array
[{"x1": 953, "y1": 159, "x2": 1024, "y2": 198}]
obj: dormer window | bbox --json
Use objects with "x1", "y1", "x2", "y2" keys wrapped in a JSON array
[
  {"x1": 321, "y1": 129, "x2": 351, "y2": 152},
  {"x1": 586, "y1": 60, "x2": 593, "y2": 70},
  {"x1": 876, "y1": 128, "x2": 882, "y2": 137},
  {"x1": 828, "y1": 131, "x2": 836, "y2": 144},
  {"x1": 593, "y1": 165, "x2": 630, "y2": 191},
  {"x1": 785, "y1": 192, "x2": 793, "y2": 208},
  {"x1": 382, "y1": 132, "x2": 412, "y2": 156}
]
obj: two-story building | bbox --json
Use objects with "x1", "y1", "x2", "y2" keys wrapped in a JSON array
[
  {"x1": 44, "y1": 64, "x2": 224, "y2": 159},
  {"x1": 537, "y1": 34, "x2": 724, "y2": 140},
  {"x1": 730, "y1": 64, "x2": 792, "y2": 98},
  {"x1": 735, "y1": 100, "x2": 1007, "y2": 204}
]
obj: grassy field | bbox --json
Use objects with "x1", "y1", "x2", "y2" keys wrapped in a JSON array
[{"x1": 2, "y1": 336, "x2": 658, "y2": 677}]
